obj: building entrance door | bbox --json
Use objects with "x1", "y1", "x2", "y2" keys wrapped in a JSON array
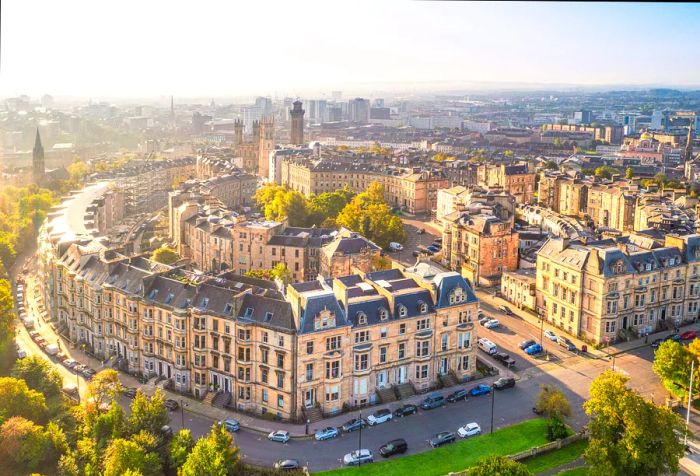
[{"x1": 304, "y1": 389, "x2": 315, "y2": 408}]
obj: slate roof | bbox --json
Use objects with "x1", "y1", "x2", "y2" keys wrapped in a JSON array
[
  {"x1": 237, "y1": 293, "x2": 295, "y2": 332},
  {"x1": 433, "y1": 272, "x2": 478, "y2": 308},
  {"x1": 297, "y1": 291, "x2": 350, "y2": 334}
]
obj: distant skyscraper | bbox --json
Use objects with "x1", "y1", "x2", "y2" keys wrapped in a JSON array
[
  {"x1": 622, "y1": 114, "x2": 637, "y2": 135},
  {"x1": 348, "y1": 98, "x2": 370, "y2": 123},
  {"x1": 574, "y1": 110, "x2": 592, "y2": 124},
  {"x1": 32, "y1": 129, "x2": 45, "y2": 184},
  {"x1": 290, "y1": 101, "x2": 305, "y2": 145},
  {"x1": 651, "y1": 110, "x2": 662, "y2": 130}
]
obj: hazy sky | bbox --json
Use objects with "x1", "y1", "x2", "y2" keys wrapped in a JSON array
[{"x1": 1, "y1": 1, "x2": 699, "y2": 99}]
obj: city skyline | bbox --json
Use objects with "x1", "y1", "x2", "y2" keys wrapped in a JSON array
[{"x1": 1, "y1": 1, "x2": 700, "y2": 98}]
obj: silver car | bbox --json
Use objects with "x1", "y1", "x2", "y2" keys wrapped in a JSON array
[{"x1": 343, "y1": 449, "x2": 373, "y2": 466}]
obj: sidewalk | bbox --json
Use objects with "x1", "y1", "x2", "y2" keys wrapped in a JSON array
[{"x1": 475, "y1": 289, "x2": 700, "y2": 359}]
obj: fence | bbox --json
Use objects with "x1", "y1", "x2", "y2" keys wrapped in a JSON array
[{"x1": 447, "y1": 432, "x2": 587, "y2": 476}]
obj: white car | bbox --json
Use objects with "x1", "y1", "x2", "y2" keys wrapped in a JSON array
[
  {"x1": 389, "y1": 242, "x2": 403, "y2": 251},
  {"x1": 484, "y1": 319, "x2": 500, "y2": 329},
  {"x1": 343, "y1": 449, "x2": 374, "y2": 466},
  {"x1": 366, "y1": 408, "x2": 393, "y2": 426},
  {"x1": 457, "y1": 422, "x2": 482, "y2": 438},
  {"x1": 267, "y1": 430, "x2": 290, "y2": 443},
  {"x1": 544, "y1": 330, "x2": 557, "y2": 341}
]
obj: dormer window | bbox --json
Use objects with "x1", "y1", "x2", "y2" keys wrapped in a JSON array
[
  {"x1": 243, "y1": 307, "x2": 254, "y2": 318},
  {"x1": 398, "y1": 304, "x2": 407, "y2": 317},
  {"x1": 379, "y1": 308, "x2": 388, "y2": 321},
  {"x1": 612, "y1": 259, "x2": 626, "y2": 275},
  {"x1": 418, "y1": 301, "x2": 428, "y2": 314},
  {"x1": 314, "y1": 308, "x2": 336, "y2": 331},
  {"x1": 645, "y1": 263, "x2": 652, "y2": 271},
  {"x1": 357, "y1": 312, "x2": 367, "y2": 325}
]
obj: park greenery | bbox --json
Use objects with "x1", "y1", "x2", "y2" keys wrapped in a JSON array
[
  {"x1": 583, "y1": 370, "x2": 686, "y2": 476},
  {"x1": 245, "y1": 262, "x2": 293, "y2": 285},
  {"x1": 652, "y1": 339, "x2": 700, "y2": 400},
  {"x1": 255, "y1": 182, "x2": 406, "y2": 249},
  {"x1": 534, "y1": 384, "x2": 572, "y2": 441},
  {"x1": 151, "y1": 247, "x2": 180, "y2": 265}
]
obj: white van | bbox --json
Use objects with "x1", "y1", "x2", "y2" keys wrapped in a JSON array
[
  {"x1": 389, "y1": 242, "x2": 403, "y2": 251},
  {"x1": 478, "y1": 338, "x2": 497, "y2": 355},
  {"x1": 45, "y1": 344, "x2": 59, "y2": 356}
]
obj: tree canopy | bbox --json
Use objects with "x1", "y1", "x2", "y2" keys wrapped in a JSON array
[
  {"x1": 653, "y1": 339, "x2": 700, "y2": 400},
  {"x1": 584, "y1": 370, "x2": 686, "y2": 476},
  {"x1": 594, "y1": 165, "x2": 619, "y2": 179},
  {"x1": 12, "y1": 355, "x2": 63, "y2": 398},
  {"x1": 178, "y1": 424, "x2": 239, "y2": 476},
  {"x1": 467, "y1": 455, "x2": 532, "y2": 476},
  {"x1": 151, "y1": 247, "x2": 179, "y2": 265},
  {"x1": 0, "y1": 377, "x2": 48, "y2": 425}
]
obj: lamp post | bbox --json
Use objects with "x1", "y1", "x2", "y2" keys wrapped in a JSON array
[
  {"x1": 490, "y1": 388, "x2": 495, "y2": 434},
  {"x1": 358, "y1": 409, "x2": 362, "y2": 467}
]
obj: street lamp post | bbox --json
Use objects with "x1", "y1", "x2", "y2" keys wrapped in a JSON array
[
  {"x1": 490, "y1": 388, "x2": 495, "y2": 434},
  {"x1": 358, "y1": 410, "x2": 362, "y2": 468}
]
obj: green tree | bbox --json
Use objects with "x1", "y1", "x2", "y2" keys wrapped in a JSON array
[
  {"x1": 467, "y1": 455, "x2": 532, "y2": 476},
  {"x1": 127, "y1": 389, "x2": 169, "y2": 437},
  {"x1": 103, "y1": 438, "x2": 161, "y2": 476},
  {"x1": 0, "y1": 416, "x2": 52, "y2": 474},
  {"x1": 0, "y1": 278, "x2": 16, "y2": 369},
  {"x1": 307, "y1": 188, "x2": 355, "y2": 226},
  {"x1": 88, "y1": 401, "x2": 126, "y2": 452},
  {"x1": 625, "y1": 167, "x2": 633, "y2": 179},
  {"x1": 12, "y1": 355, "x2": 63, "y2": 398},
  {"x1": 169, "y1": 429, "x2": 195, "y2": 469},
  {"x1": 584, "y1": 370, "x2": 686, "y2": 476},
  {"x1": 652, "y1": 340, "x2": 698, "y2": 399},
  {"x1": 534, "y1": 384, "x2": 572, "y2": 418},
  {"x1": 84, "y1": 369, "x2": 121, "y2": 414},
  {"x1": 179, "y1": 424, "x2": 239, "y2": 476},
  {"x1": 0, "y1": 377, "x2": 48, "y2": 425},
  {"x1": 151, "y1": 247, "x2": 179, "y2": 265},
  {"x1": 58, "y1": 437, "x2": 100, "y2": 476},
  {"x1": 594, "y1": 165, "x2": 619, "y2": 179}
]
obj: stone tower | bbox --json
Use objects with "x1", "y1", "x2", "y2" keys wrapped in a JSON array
[
  {"x1": 32, "y1": 128, "x2": 45, "y2": 185},
  {"x1": 290, "y1": 100, "x2": 305, "y2": 145},
  {"x1": 685, "y1": 123, "x2": 694, "y2": 163},
  {"x1": 234, "y1": 119, "x2": 244, "y2": 146},
  {"x1": 258, "y1": 116, "x2": 275, "y2": 179}
]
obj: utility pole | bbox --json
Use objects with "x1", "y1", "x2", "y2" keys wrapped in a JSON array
[{"x1": 686, "y1": 360, "x2": 695, "y2": 446}]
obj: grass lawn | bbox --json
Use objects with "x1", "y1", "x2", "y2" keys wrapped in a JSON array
[
  {"x1": 314, "y1": 418, "x2": 551, "y2": 476},
  {"x1": 523, "y1": 439, "x2": 587, "y2": 474},
  {"x1": 555, "y1": 467, "x2": 588, "y2": 476}
]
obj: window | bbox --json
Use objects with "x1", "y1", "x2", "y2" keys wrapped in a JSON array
[
  {"x1": 326, "y1": 336, "x2": 341, "y2": 351},
  {"x1": 278, "y1": 336, "x2": 284, "y2": 347},
  {"x1": 419, "y1": 302, "x2": 428, "y2": 313},
  {"x1": 417, "y1": 319, "x2": 430, "y2": 331},
  {"x1": 459, "y1": 355, "x2": 470, "y2": 371},
  {"x1": 262, "y1": 389, "x2": 268, "y2": 402},
  {"x1": 276, "y1": 353, "x2": 285, "y2": 368},
  {"x1": 379, "y1": 346, "x2": 387, "y2": 363},
  {"x1": 305, "y1": 363, "x2": 313, "y2": 381},
  {"x1": 306, "y1": 341, "x2": 314, "y2": 354},
  {"x1": 276, "y1": 372, "x2": 284, "y2": 389},
  {"x1": 398, "y1": 342, "x2": 406, "y2": 359},
  {"x1": 416, "y1": 341, "x2": 429, "y2": 357},
  {"x1": 261, "y1": 348, "x2": 268, "y2": 364},
  {"x1": 605, "y1": 320, "x2": 616, "y2": 333},
  {"x1": 441, "y1": 334, "x2": 448, "y2": 351},
  {"x1": 379, "y1": 308, "x2": 388, "y2": 320},
  {"x1": 262, "y1": 331, "x2": 268, "y2": 343},
  {"x1": 357, "y1": 312, "x2": 367, "y2": 325},
  {"x1": 458, "y1": 332, "x2": 471, "y2": 349},
  {"x1": 325, "y1": 361, "x2": 340, "y2": 379},
  {"x1": 380, "y1": 327, "x2": 387, "y2": 338},
  {"x1": 261, "y1": 368, "x2": 268, "y2": 384},
  {"x1": 415, "y1": 364, "x2": 428, "y2": 379},
  {"x1": 325, "y1": 385, "x2": 339, "y2": 401},
  {"x1": 606, "y1": 300, "x2": 618, "y2": 314},
  {"x1": 635, "y1": 294, "x2": 646, "y2": 307},
  {"x1": 354, "y1": 353, "x2": 369, "y2": 371},
  {"x1": 399, "y1": 323, "x2": 406, "y2": 335},
  {"x1": 355, "y1": 331, "x2": 369, "y2": 344},
  {"x1": 278, "y1": 395, "x2": 284, "y2": 408}
]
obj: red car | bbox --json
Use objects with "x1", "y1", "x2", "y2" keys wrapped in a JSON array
[{"x1": 680, "y1": 330, "x2": 697, "y2": 340}]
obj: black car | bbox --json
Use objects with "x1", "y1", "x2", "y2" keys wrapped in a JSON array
[
  {"x1": 446, "y1": 389, "x2": 468, "y2": 402},
  {"x1": 164, "y1": 399, "x2": 179, "y2": 411},
  {"x1": 493, "y1": 377, "x2": 516, "y2": 390},
  {"x1": 651, "y1": 338, "x2": 664, "y2": 349},
  {"x1": 429, "y1": 431, "x2": 456, "y2": 448},
  {"x1": 493, "y1": 352, "x2": 516, "y2": 367},
  {"x1": 341, "y1": 418, "x2": 367, "y2": 432},
  {"x1": 519, "y1": 339, "x2": 537, "y2": 350},
  {"x1": 274, "y1": 459, "x2": 300, "y2": 470},
  {"x1": 498, "y1": 305, "x2": 513, "y2": 316},
  {"x1": 379, "y1": 439, "x2": 408, "y2": 457},
  {"x1": 557, "y1": 336, "x2": 577, "y2": 351},
  {"x1": 393, "y1": 404, "x2": 418, "y2": 417}
]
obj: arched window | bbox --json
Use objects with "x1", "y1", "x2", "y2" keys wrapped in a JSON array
[
  {"x1": 379, "y1": 308, "x2": 388, "y2": 321},
  {"x1": 398, "y1": 305, "x2": 407, "y2": 317},
  {"x1": 357, "y1": 311, "x2": 367, "y2": 325}
]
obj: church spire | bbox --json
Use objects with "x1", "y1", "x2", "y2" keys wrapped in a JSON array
[
  {"x1": 32, "y1": 128, "x2": 45, "y2": 184},
  {"x1": 685, "y1": 121, "x2": 694, "y2": 163}
]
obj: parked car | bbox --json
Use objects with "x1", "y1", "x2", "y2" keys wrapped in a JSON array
[
  {"x1": 484, "y1": 319, "x2": 500, "y2": 329},
  {"x1": 62, "y1": 358, "x2": 78, "y2": 369},
  {"x1": 161, "y1": 425, "x2": 173, "y2": 438},
  {"x1": 164, "y1": 399, "x2": 179, "y2": 411},
  {"x1": 268, "y1": 430, "x2": 291, "y2": 443},
  {"x1": 477, "y1": 338, "x2": 497, "y2": 355},
  {"x1": 342, "y1": 418, "x2": 366, "y2": 432},
  {"x1": 343, "y1": 449, "x2": 373, "y2": 466},
  {"x1": 17, "y1": 348, "x2": 27, "y2": 359},
  {"x1": 519, "y1": 339, "x2": 536, "y2": 350},
  {"x1": 389, "y1": 242, "x2": 403, "y2": 251},
  {"x1": 493, "y1": 352, "x2": 516, "y2": 367},
  {"x1": 446, "y1": 389, "x2": 468, "y2": 402},
  {"x1": 469, "y1": 384, "x2": 491, "y2": 396},
  {"x1": 681, "y1": 330, "x2": 698, "y2": 340},
  {"x1": 651, "y1": 338, "x2": 665, "y2": 349},
  {"x1": 314, "y1": 427, "x2": 339, "y2": 441},
  {"x1": 666, "y1": 333, "x2": 682, "y2": 343},
  {"x1": 498, "y1": 305, "x2": 513, "y2": 315},
  {"x1": 123, "y1": 387, "x2": 137, "y2": 399},
  {"x1": 81, "y1": 368, "x2": 96, "y2": 380},
  {"x1": 222, "y1": 418, "x2": 240, "y2": 433},
  {"x1": 29, "y1": 331, "x2": 39, "y2": 339},
  {"x1": 420, "y1": 393, "x2": 446, "y2": 410},
  {"x1": 525, "y1": 343, "x2": 544, "y2": 355},
  {"x1": 393, "y1": 404, "x2": 418, "y2": 417},
  {"x1": 557, "y1": 336, "x2": 577, "y2": 351},
  {"x1": 274, "y1": 459, "x2": 300, "y2": 471},
  {"x1": 457, "y1": 422, "x2": 482, "y2": 438},
  {"x1": 544, "y1": 330, "x2": 557, "y2": 341},
  {"x1": 379, "y1": 438, "x2": 408, "y2": 457},
  {"x1": 434, "y1": 237, "x2": 443, "y2": 243},
  {"x1": 427, "y1": 245, "x2": 440, "y2": 253},
  {"x1": 367, "y1": 408, "x2": 393, "y2": 426},
  {"x1": 429, "y1": 431, "x2": 456, "y2": 448},
  {"x1": 478, "y1": 317, "x2": 491, "y2": 326},
  {"x1": 493, "y1": 377, "x2": 516, "y2": 390}
]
